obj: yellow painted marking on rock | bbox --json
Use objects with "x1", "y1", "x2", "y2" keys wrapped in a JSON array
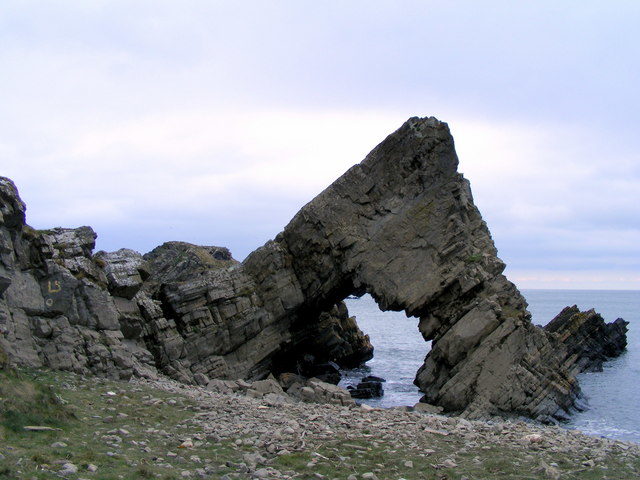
[{"x1": 47, "y1": 280, "x2": 61, "y2": 293}]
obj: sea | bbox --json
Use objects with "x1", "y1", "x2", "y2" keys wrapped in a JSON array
[{"x1": 340, "y1": 290, "x2": 640, "y2": 443}]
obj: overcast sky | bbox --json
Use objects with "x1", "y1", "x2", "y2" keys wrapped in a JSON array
[{"x1": 1, "y1": 1, "x2": 639, "y2": 290}]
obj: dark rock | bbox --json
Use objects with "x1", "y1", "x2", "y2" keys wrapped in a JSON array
[
  {"x1": 277, "y1": 372, "x2": 306, "y2": 391},
  {"x1": 545, "y1": 305, "x2": 629, "y2": 373},
  {"x1": 349, "y1": 378, "x2": 384, "y2": 399},
  {"x1": 0, "y1": 176, "x2": 26, "y2": 230},
  {"x1": 362, "y1": 375, "x2": 385, "y2": 383},
  {"x1": 0, "y1": 274, "x2": 11, "y2": 297},
  {"x1": 289, "y1": 303, "x2": 374, "y2": 369},
  {"x1": 297, "y1": 359, "x2": 341, "y2": 385},
  {"x1": 287, "y1": 377, "x2": 354, "y2": 406}
]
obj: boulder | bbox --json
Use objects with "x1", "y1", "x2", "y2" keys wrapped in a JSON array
[
  {"x1": 289, "y1": 378, "x2": 354, "y2": 406},
  {"x1": 278, "y1": 372, "x2": 306, "y2": 390},
  {"x1": 348, "y1": 377, "x2": 384, "y2": 399},
  {"x1": 206, "y1": 379, "x2": 239, "y2": 394},
  {"x1": 193, "y1": 372, "x2": 210, "y2": 386},
  {"x1": 250, "y1": 378, "x2": 284, "y2": 395},
  {"x1": 95, "y1": 249, "x2": 149, "y2": 299},
  {"x1": 413, "y1": 402, "x2": 444, "y2": 415}
]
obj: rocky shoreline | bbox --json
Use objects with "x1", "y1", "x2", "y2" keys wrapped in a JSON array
[
  {"x1": 2, "y1": 367, "x2": 639, "y2": 479},
  {"x1": 145, "y1": 373, "x2": 640, "y2": 479},
  {"x1": 0, "y1": 115, "x2": 629, "y2": 426}
]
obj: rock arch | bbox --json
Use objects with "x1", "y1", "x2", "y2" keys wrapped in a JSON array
[
  {"x1": 239, "y1": 117, "x2": 575, "y2": 420},
  {"x1": 0, "y1": 117, "x2": 627, "y2": 421}
]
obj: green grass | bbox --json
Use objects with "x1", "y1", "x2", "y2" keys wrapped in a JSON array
[
  {"x1": 21, "y1": 225, "x2": 56, "y2": 238},
  {"x1": 465, "y1": 253, "x2": 483, "y2": 263},
  {"x1": 1, "y1": 367, "x2": 638, "y2": 480},
  {"x1": 0, "y1": 368, "x2": 74, "y2": 433},
  {"x1": 0, "y1": 368, "x2": 242, "y2": 479}
]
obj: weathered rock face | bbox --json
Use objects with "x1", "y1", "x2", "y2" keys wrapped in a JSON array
[
  {"x1": 0, "y1": 116, "x2": 628, "y2": 421},
  {"x1": 0, "y1": 178, "x2": 156, "y2": 380},
  {"x1": 0, "y1": 184, "x2": 372, "y2": 385},
  {"x1": 241, "y1": 116, "x2": 626, "y2": 420},
  {"x1": 545, "y1": 306, "x2": 628, "y2": 374},
  {"x1": 94, "y1": 248, "x2": 149, "y2": 299},
  {"x1": 131, "y1": 241, "x2": 373, "y2": 383}
]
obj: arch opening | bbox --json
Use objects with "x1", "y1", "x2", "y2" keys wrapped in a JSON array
[{"x1": 339, "y1": 294, "x2": 431, "y2": 408}]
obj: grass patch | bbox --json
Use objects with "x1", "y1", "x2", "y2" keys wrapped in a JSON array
[
  {"x1": 0, "y1": 368, "x2": 243, "y2": 479},
  {"x1": 22, "y1": 225, "x2": 59, "y2": 238},
  {"x1": 465, "y1": 253, "x2": 483, "y2": 263},
  {"x1": 0, "y1": 368, "x2": 74, "y2": 434}
]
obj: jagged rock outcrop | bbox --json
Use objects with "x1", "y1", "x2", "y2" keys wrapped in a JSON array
[
  {"x1": 239, "y1": 116, "x2": 626, "y2": 421},
  {"x1": 0, "y1": 181, "x2": 372, "y2": 385},
  {"x1": 0, "y1": 116, "x2": 628, "y2": 421},
  {"x1": 545, "y1": 305, "x2": 628, "y2": 374},
  {"x1": 94, "y1": 248, "x2": 149, "y2": 299},
  {"x1": 0, "y1": 178, "x2": 156, "y2": 379}
]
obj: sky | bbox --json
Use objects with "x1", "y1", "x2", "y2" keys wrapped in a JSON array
[{"x1": 1, "y1": 1, "x2": 639, "y2": 290}]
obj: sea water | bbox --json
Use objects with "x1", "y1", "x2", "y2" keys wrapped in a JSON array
[{"x1": 340, "y1": 290, "x2": 640, "y2": 443}]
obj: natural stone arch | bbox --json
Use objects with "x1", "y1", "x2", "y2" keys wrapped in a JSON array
[
  {"x1": 240, "y1": 117, "x2": 572, "y2": 420},
  {"x1": 0, "y1": 116, "x2": 627, "y2": 422}
]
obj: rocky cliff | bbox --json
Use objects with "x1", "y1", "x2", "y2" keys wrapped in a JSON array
[
  {"x1": 0, "y1": 178, "x2": 153, "y2": 380},
  {"x1": 0, "y1": 179, "x2": 372, "y2": 385},
  {"x1": 0, "y1": 116, "x2": 628, "y2": 422}
]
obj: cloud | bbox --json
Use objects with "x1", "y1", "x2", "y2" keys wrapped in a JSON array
[
  {"x1": 0, "y1": 2, "x2": 638, "y2": 289},
  {"x1": 3, "y1": 106, "x2": 636, "y2": 291},
  {"x1": 3, "y1": 108, "x2": 408, "y2": 256},
  {"x1": 509, "y1": 269, "x2": 640, "y2": 291}
]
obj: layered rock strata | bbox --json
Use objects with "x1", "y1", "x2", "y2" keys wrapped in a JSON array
[
  {"x1": 0, "y1": 116, "x2": 628, "y2": 421},
  {"x1": 244, "y1": 116, "x2": 627, "y2": 420},
  {"x1": 0, "y1": 180, "x2": 372, "y2": 384},
  {"x1": 545, "y1": 306, "x2": 628, "y2": 374},
  {"x1": 0, "y1": 178, "x2": 155, "y2": 380}
]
